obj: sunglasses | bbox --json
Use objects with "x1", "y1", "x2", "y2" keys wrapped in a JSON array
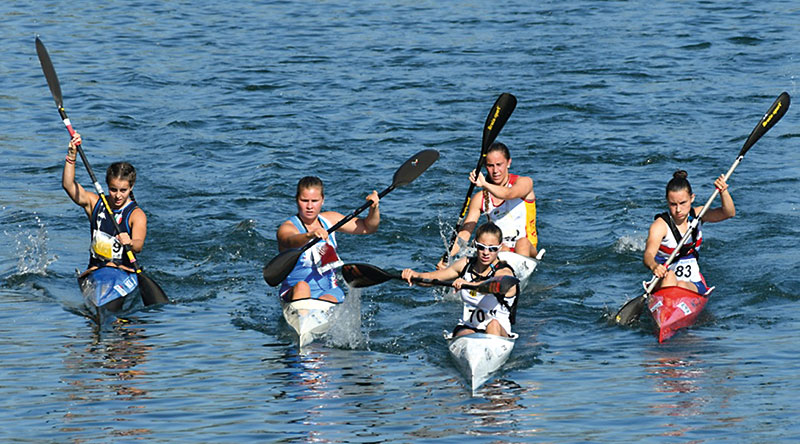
[{"x1": 474, "y1": 241, "x2": 501, "y2": 253}]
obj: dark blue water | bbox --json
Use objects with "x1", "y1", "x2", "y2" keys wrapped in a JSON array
[{"x1": 2, "y1": 1, "x2": 799, "y2": 442}]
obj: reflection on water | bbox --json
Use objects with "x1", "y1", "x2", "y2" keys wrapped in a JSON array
[
  {"x1": 59, "y1": 321, "x2": 154, "y2": 439},
  {"x1": 464, "y1": 379, "x2": 542, "y2": 439}
]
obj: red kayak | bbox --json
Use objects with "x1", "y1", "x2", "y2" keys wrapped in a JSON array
[{"x1": 647, "y1": 285, "x2": 711, "y2": 343}]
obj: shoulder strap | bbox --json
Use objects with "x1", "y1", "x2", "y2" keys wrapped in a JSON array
[{"x1": 655, "y1": 210, "x2": 699, "y2": 260}]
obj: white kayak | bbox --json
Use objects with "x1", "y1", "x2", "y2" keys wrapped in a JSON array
[
  {"x1": 281, "y1": 298, "x2": 339, "y2": 347},
  {"x1": 445, "y1": 331, "x2": 517, "y2": 393},
  {"x1": 497, "y1": 249, "x2": 545, "y2": 292}
]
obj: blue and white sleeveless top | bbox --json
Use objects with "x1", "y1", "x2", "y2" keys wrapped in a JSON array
[
  {"x1": 279, "y1": 215, "x2": 343, "y2": 294},
  {"x1": 88, "y1": 199, "x2": 138, "y2": 269}
]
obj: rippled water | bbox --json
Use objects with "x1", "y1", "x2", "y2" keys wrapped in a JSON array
[{"x1": 2, "y1": 0, "x2": 800, "y2": 442}]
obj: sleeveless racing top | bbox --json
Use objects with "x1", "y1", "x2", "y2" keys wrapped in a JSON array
[
  {"x1": 653, "y1": 208, "x2": 704, "y2": 283},
  {"x1": 455, "y1": 257, "x2": 519, "y2": 333},
  {"x1": 481, "y1": 174, "x2": 538, "y2": 250},
  {"x1": 279, "y1": 215, "x2": 343, "y2": 293},
  {"x1": 89, "y1": 199, "x2": 139, "y2": 269}
]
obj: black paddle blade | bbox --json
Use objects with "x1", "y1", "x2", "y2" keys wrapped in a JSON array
[
  {"x1": 263, "y1": 248, "x2": 303, "y2": 287},
  {"x1": 472, "y1": 275, "x2": 520, "y2": 295},
  {"x1": 391, "y1": 149, "x2": 439, "y2": 188},
  {"x1": 35, "y1": 37, "x2": 64, "y2": 108},
  {"x1": 482, "y1": 93, "x2": 517, "y2": 150},
  {"x1": 740, "y1": 92, "x2": 790, "y2": 157},
  {"x1": 614, "y1": 294, "x2": 646, "y2": 326},
  {"x1": 138, "y1": 272, "x2": 169, "y2": 306},
  {"x1": 341, "y1": 263, "x2": 394, "y2": 288}
]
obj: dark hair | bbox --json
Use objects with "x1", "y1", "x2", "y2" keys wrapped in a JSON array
[
  {"x1": 106, "y1": 162, "x2": 136, "y2": 187},
  {"x1": 474, "y1": 222, "x2": 503, "y2": 244},
  {"x1": 486, "y1": 142, "x2": 511, "y2": 160},
  {"x1": 666, "y1": 170, "x2": 692, "y2": 197},
  {"x1": 296, "y1": 176, "x2": 324, "y2": 199}
]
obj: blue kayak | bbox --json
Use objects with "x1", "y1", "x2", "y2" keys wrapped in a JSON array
[{"x1": 78, "y1": 266, "x2": 139, "y2": 310}]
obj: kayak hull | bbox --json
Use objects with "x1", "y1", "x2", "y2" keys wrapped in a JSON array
[
  {"x1": 281, "y1": 298, "x2": 339, "y2": 347},
  {"x1": 78, "y1": 266, "x2": 140, "y2": 323},
  {"x1": 648, "y1": 285, "x2": 709, "y2": 343},
  {"x1": 445, "y1": 332, "x2": 517, "y2": 393}
]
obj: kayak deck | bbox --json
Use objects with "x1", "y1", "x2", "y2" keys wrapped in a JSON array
[
  {"x1": 445, "y1": 332, "x2": 517, "y2": 393},
  {"x1": 648, "y1": 285, "x2": 709, "y2": 343},
  {"x1": 281, "y1": 298, "x2": 339, "y2": 347}
]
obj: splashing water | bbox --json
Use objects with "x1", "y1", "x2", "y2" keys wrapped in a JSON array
[
  {"x1": 326, "y1": 286, "x2": 368, "y2": 349},
  {"x1": 614, "y1": 234, "x2": 646, "y2": 254},
  {"x1": 8, "y1": 214, "x2": 57, "y2": 276}
]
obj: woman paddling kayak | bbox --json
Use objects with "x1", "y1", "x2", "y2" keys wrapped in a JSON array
[
  {"x1": 403, "y1": 222, "x2": 519, "y2": 338},
  {"x1": 644, "y1": 170, "x2": 735, "y2": 294},
  {"x1": 441, "y1": 142, "x2": 538, "y2": 268},
  {"x1": 62, "y1": 133, "x2": 147, "y2": 277},
  {"x1": 277, "y1": 176, "x2": 380, "y2": 303}
]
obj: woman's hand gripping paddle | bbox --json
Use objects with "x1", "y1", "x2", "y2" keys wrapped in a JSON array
[
  {"x1": 36, "y1": 37, "x2": 169, "y2": 306},
  {"x1": 442, "y1": 93, "x2": 517, "y2": 265},
  {"x1": 262, "y1": 149, "x2": 440, "y2": 286},
  {"x1": 614, "y1": 92, "x2": 790, "y2": 326},
  {"x1": 341, "y1": 263, "x2": 519, "y2": 295}
]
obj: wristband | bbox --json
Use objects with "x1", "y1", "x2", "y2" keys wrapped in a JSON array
[{"x1": 65, "y1": 155, "x2": 76, "y2": 164}]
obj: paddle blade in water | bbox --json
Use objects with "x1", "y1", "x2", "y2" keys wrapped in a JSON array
[
  {"x1": 35, "y1": 37, "x2": 64, "y2": 108},
  {"x1": 614, "y1": 294, "x2": 646, "y2": 326},
  {"x1": 139, "y1": 272, "x2": 169, "y2": 306},
  {"x1": 391, "y1": 149, "x2": 439, "y2": 188},
  {"x1": 740, "y1": 92, "x2": 790, "y2": 157},
  {"x1": 341, "y1": 263, "x2": 394, "y2": 288},
  {"x1": 482, "y1": 93, "x2": 517, "y2": 150},
  {"x1": 263, "y1": 248, "x2": 303, "y2": 287}
]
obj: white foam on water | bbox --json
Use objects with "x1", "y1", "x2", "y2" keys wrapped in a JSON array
[{"x1": 326, "y1": 286, "x2": 368, "y2": 349}]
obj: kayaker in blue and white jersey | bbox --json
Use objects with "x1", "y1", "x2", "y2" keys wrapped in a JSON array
[
  {"x1": 643, "y1": 170, "x2": 735, "y2": 294},
  {"x1": 277, "y1": 176, "x2": 380, "y2": 303},
  {"x1": 440, "y1": 142, "x2": 538, "y2": 268},
  {"x1": 62, "y1": 133, "x2": 147, "y2": 277},
  {"x1": 403, "y1": 222, "x2": 518, "y2": 338}
]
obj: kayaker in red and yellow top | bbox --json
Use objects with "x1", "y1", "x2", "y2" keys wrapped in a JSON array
[
  {"x1": 277, "y1": 176, "x2": 380, "y2": 303},
  {"x1": 62, "y1": 132, "x2": 147, "y2": 278},
  {"x1": 644, "y1": 170, "x2": 735, "y2": 294},
  {"x1": 440, "y1": 142, "x2": 537, "y2": 268}
]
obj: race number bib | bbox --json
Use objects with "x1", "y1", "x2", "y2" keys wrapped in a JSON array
[
  {"x1": 91, "y1": 229, "x2": 122, "y2": 261},
  {"x1": 670, "y1": 257, "x2": 701, "y2": 282}
]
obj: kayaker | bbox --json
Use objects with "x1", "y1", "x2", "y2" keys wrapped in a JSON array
[
  {"x1": 403, "y1": 222, "x2": 518, "y2": 338},
  {"x1": 643, "y1": 170, "x2": 735, "y2": 294},
  {"x1": 440, "y1": 142, "x2": 537, "y2": 268},
  {"x1": 62, "y1": 132, "x2": 146, "y2": 277},
  {"x1": 277, "y1": 176, "x2": 380, "y2": 303}
]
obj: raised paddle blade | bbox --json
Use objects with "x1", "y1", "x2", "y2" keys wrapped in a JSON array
[
  {"x1": 35, "y1": 37, "x2": 64, "y2": 108},
  {"x1": 263, "y1": 248, "x2": 303, "y2": 287},
  {"x1": 740, "y1": 92, "x2": 790, "y2": 157},
  {"x1": 391, "y1": 149, "x2": 440, "y2": 188},
  {"x1": 138, "y1": 272, "x2": 169, "y2": 306},
  {"x1": 341, "y1": 263, "x2": 396, "y2": 288},
  {"x1": 614, "y1": 294, "x2": 646, "y2": 326},
  {"x1": 482, "y1": 93, "x2": 517, "y2": 150}
]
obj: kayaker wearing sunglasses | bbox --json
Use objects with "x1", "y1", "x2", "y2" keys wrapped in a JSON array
[{"x1": 402, "y1": 222, "x2": 519, "y2": 338}]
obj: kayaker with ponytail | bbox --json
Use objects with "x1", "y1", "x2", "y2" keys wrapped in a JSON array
[
  {"x1": 62, "y1": 132, "x2": 147, "y2": 277},
  {"x1": 403, "y1": 222, "x2": 519, "y2": 338},
  {"x1": 643, "y1": 170, "x2": 735, "y2": 294}
]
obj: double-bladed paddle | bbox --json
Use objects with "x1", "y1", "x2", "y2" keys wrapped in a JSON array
[
  {"x1": 341, "y1": 263, "x2": 519, "y2": 295},
  {"x1": 36, "y1": 37, "x2": 169, "y2": 307},
  {"x1": 442, "y1": 93, "x2": 517, "y2": 265},
  {"x1": 614, "y1": 92, "x2": 790, "y2": 326},
  {"x1": 263, "y1": 149, "x2": 440, "y2": 286}
]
